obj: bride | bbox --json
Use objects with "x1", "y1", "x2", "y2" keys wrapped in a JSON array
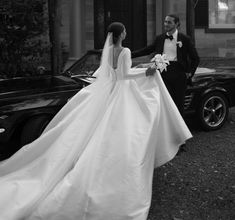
[{"x1": 0, "y1": 22, "x2": 192, "y2": 220}]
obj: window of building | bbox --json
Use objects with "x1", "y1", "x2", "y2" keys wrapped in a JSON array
[
  {"x1": 195, "y1": 0, "x2": 235, "y2": 32},
  {"x1": 209, "y1": 0, "x2": 235, "y2": 29}
]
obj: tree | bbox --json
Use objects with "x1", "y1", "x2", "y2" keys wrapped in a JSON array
[{"x1": 0, "y1": 0, "x2": 49, "y2": 78}]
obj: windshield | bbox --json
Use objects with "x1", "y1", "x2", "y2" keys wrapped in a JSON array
[{"x1": 69, "y1": 53, "x2": 101, "y2": 76}]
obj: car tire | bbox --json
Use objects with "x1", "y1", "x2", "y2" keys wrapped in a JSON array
[
  {"x1": 197, "y1": 92, "x2": 229, "y2": 131},
  {"x1": 20, "y1": 115, "x2": 51, "y2": 146}
]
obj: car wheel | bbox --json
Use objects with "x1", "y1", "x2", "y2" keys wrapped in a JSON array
[
  {"x1": 197, "y1": 92, "x2": 229, "y2": 131},
  {"x1": 20, "y1": 115, "x2": 51, "y2": 146}
]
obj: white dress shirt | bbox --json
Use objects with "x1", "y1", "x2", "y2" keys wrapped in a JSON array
[{"x1": 163, "y1": 29, "x2": 178, "y2": 61}]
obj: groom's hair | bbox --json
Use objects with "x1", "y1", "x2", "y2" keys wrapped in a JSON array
[{"x1": 167, "y1": 14, "x2": 180, "y2": 27}]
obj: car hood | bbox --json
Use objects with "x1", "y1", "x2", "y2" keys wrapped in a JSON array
[
  {"x1": 0, "y1": 75, "x2": 79, "y2": 99},
  {"x1": 194, "y1": 67, "x2": 235, "y2": 77},
  {"x1": 192, "y1": 67, "x2": 235, "y2": 85},
  {"x1": 0, "y1": 75, "x2": 85, "y2": 114}
]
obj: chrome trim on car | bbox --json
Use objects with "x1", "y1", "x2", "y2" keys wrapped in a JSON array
[
  {"x1": 184, "y1": 94, "x2": 193, "y2": 109},
  {"x1": 0, "y1": 115, "x2": 8, "y2": 120}
]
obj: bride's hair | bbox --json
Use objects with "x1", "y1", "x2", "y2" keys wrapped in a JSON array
[{"x1": 107, "y1": 22, "x2": 125, "y2": 45}]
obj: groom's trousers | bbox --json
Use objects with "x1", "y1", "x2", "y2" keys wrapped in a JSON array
[{"x1": 161, "y1": 61, "x2": 187, "y2": 117}]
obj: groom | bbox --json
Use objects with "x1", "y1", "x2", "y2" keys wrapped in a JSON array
[{"x1": 132, "y1": 14, "x2": 200, "y2": 117}]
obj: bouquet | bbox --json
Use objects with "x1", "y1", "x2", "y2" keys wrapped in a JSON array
[{"x1": 150, "y1": 54, "x2": 169, "y2": 73}]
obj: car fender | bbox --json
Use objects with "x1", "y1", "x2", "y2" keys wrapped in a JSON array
[
  {"x1": 200, "y1": 86, "x2": 229, "y2": 103},
  {"x1": 0, "y1": 108, "x2": 55, "y2": 143},
  {"x1": 20, "y1": 111, "x2": 54, "y2": 125},
  {"x1": 13, "y1": 108, "x2": 55, "y2": 133}
]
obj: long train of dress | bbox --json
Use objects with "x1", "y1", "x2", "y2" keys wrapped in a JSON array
[{"x1": 0, "y1": 48, "x2": 192, "y2": 220}]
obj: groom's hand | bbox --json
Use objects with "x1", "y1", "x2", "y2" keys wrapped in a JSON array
[
  {"x1": 186, "y1": 72, "x2": 192, "y2": 79},
  {"x1": 186, "y1": 72, "x2": 193, "y2": 86},
  {"x1": 145, "y1": 67, "x2": 156, "y2": 76}
]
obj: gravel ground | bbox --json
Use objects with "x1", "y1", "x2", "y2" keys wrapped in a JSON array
[{"x1": 148, "y1": 107, "x2": 235, "y2": 220}]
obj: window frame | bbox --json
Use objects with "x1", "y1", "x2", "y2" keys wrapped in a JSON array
[{"x1": 195, "y1": 0, "x2": 235, "y2": 33}]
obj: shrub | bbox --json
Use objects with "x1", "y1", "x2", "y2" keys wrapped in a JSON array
[{"x1": 0, "y1": 0, "x2": 49, "y2": 78}]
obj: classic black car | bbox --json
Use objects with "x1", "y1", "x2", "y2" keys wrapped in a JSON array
[
  {"x1": 183, "y1": 66, "x2": 235, "y2": 130},
  {"x1": 1, "y1": 50, "x2": 235, "y2": 154}
]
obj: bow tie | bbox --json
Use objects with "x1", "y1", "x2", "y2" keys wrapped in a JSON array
[{"x1": 165, "y1": 34, "x2": 173, "y2": 41}]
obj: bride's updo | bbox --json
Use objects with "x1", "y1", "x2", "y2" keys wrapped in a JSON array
[{"x1": 107, "y1": 22, "x2": 125, "y2": 44}]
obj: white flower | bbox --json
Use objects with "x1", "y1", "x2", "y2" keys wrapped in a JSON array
[
  {"x1": 150, "y1": 54, "x2": 169, "y2": 73},
  {"x1": 176, "y1": 41, "x2": 183, "y2": 48}
]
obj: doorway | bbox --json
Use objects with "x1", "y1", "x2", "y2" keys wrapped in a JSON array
[{"x1": 94, "y1": 0, "x2": 147, "y2": 50}]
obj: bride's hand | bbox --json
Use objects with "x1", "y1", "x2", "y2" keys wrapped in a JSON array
[
  {"x1": 135, "y1": 64, "x2": 145, "y2": 68},
  {"x1": 145, "y1": 67, "x2": 156, "y2": 76},
  {"x1": 134, "y1": 63, "x2": 153, "y2": 68}
]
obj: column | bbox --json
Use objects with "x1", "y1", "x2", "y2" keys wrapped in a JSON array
[
  {"x1": 64, "y1": 0, "x2": 85, "y2": 71},
  {"x1": 155, "y1": 0, "x2": 164, "y2": 35}
]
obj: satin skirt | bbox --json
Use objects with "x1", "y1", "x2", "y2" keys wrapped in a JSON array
[{"x1": 0, "y1": 69, "x2": 192, "y2": 220}]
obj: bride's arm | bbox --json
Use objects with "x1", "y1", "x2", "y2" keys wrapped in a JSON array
[{"x1": 122, "y1": 49, "x2": 148, "y2": 79}]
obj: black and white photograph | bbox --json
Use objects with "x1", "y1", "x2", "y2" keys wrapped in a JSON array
[{"x1": 0, "y1": 0, "x2": 235, "y2": 219}]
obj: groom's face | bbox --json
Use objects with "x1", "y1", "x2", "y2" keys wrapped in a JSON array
[{"x1": 164, "y1": 16, "x2": 178, "y2": 33}]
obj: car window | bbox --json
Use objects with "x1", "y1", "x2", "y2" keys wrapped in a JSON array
[{"x1": 69, "y1": 53, "x2": 101, "y2": 76}]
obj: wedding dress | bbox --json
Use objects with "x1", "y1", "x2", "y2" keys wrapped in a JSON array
[{"x1": 0, "y1": 34, "x2": 192, "y2": 220}]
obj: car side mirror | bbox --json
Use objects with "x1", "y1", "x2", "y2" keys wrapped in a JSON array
[{"x1": 37, "y1": 66, "x2": 46, "y2": 75}]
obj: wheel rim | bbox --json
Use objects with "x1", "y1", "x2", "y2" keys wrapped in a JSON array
[{"x1": 203, "y1": 96, "x2": 227, "y2": 128}]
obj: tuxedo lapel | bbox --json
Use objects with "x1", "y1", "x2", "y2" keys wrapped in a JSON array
[
  {"x1": 176, "y1": 33, "x2": 183, "y2": 62},
  {"x1": 157, "y1": 34, "x2": 165, "y2": 54}
]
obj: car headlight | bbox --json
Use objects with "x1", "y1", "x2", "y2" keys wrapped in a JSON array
[
  {"x1": 0, "y1": 128, "x2": 6, "y2": 133},
  {"x1": 0, "y1": 115, "x2": 8, "y2": 134}
]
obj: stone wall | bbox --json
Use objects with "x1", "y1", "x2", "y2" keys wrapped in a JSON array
[
  {"x1": 147, "y1": 0, "x2": 156, "y2": 44},
  {"x1": 60, "y1": 0, "x2": 94, "y2": 53},
  {"x1": 61, "y1": 0, "x2": 70, "y2": 51},
  {"x1": 196, "y1": 29, "x2": 235, "y2": 58},
  {"x1": 85, "y1": 0, "x2": 94, "y2": 50}
]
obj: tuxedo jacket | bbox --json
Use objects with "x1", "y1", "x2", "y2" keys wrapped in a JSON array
[{"x1": 132, "y1": 32, "x2": 200, "y2": 76}]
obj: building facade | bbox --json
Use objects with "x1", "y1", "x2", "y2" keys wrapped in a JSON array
[{"x1": 60, "y1": 0, "x2": 235, "y2": 66}]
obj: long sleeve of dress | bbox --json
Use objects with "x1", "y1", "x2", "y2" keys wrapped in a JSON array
[
  {"x1": 131, "y1": 40, "x2": 156, "y2": 58},
  {"x1": 122, "y1": 48, "x2": 146, "y2": 80}
]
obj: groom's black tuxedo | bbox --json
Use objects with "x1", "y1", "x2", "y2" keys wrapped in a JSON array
[
  {"x1": 132, "y1": 32, "x2": 199, "y2": 77},
  {"x1": 132, "y1": 32, "x2": 200, "y2": 116}
]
